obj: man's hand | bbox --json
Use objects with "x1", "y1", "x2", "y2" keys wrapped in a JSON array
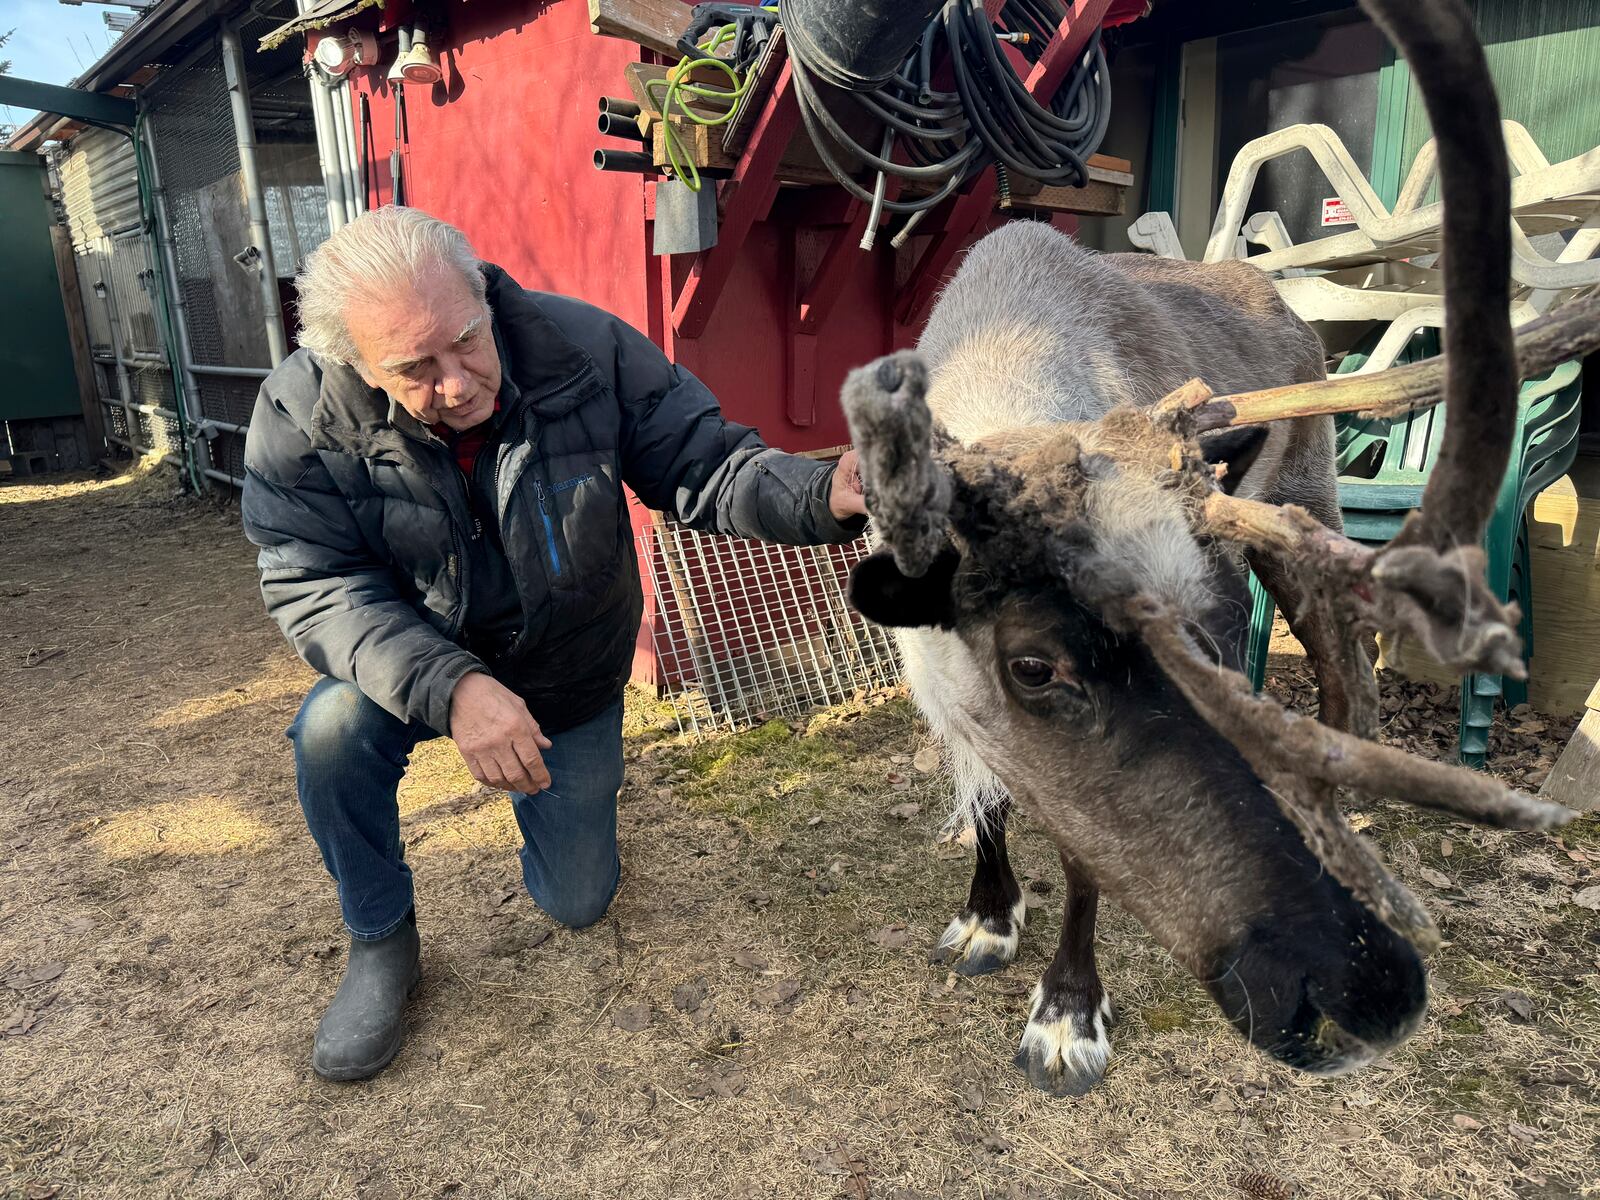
[
  {"x1": 829, "y1": 449, "x2": 868, "y2": 521},
  {"x1": 449, "y1": 672, "x2": 554, "y2": 794}
]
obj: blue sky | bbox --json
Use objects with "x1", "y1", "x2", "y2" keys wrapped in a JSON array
[{"x1": 2, "y1": 0, "x2": 129, "y2": 130}]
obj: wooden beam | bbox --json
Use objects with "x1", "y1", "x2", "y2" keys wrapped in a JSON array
[
  {"x1": 1025, "y1": 0, "x2": 1113, "y2": 97},
  {"x1": 588, "y1": 0, "x2": 689, "y2": 58},
  {"x1": 1540, "y1": 680, "x2": 1600, "y2": 812},
  {"x1": 648, "y1": 109, "x2": 1131, "y2": 215},
  {"x1": 671, "y1": 62, "x2": 801, "y2": 338},
  {"x1": 48, "y1": 225, "x2": 107, "y2": 456},
  {"x1": 722, "y1": 27, "x2": 786, "y2": 155},
  {"x1": 1006, "y1": 177, "x2": 1125, "y2": 218}
]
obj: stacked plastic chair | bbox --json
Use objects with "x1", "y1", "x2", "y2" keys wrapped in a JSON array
[{"x1": 1138, "y1": 122, "x2": 1595, "y2": 766}]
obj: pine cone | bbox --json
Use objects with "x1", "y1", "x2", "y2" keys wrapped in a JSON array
[{"x1": 1233, "y1": 1170, "x2": 1297, "y2": 1200}]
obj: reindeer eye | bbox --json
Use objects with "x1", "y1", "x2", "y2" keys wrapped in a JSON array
[{"x1": 1007, "y1": 657, "x2": 1056, "y2": 689}]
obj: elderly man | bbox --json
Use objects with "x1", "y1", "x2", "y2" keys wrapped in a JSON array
[{"x1": 241, "y1": 206, "x2": 865, "y2": 1081}]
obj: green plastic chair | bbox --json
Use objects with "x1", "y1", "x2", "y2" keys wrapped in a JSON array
[{"x1": 1243, "y1": 333, "x2": 1584, "y2": 768}]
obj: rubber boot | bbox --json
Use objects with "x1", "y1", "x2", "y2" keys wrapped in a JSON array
[{"x1": 312, "y1": 910, "x2": 421, "y2": 1081}]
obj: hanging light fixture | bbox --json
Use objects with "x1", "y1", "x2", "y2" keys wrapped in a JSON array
[
  {"x1": 398, "y1": 24, "x2": 443, "y2": 85},
  {"x1": 313, "y1": 27, "x2": 379, "y2": 77},
  {"x1": 386, "y1": 26, "x2": 412, "y2": 85}
]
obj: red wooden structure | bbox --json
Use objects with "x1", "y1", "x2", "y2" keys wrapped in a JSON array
[{"x1": 330, "y1": 0, "x2": 1135, "y2": 686}]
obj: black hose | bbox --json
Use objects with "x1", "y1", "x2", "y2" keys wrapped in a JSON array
[{"x1": 780, "y1": 0, "x2": 1112, "y2": 232}]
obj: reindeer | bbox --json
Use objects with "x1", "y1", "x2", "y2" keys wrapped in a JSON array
[{"x1": 842, "y1": 0, "x2": 1598, "y2": 1096}]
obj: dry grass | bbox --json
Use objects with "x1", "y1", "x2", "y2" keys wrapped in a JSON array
[{"x1": 2, "y1": 464, "x2": 1597, "y2": 1200}]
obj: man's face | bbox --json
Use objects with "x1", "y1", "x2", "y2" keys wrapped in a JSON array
[{"x1": 345, "y1": 263, "x2": 503, "y2": 431}]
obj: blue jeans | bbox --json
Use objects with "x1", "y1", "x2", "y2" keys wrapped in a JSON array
[{"x1": 289, "y1": 677, "x2": 624, "y2": 940}]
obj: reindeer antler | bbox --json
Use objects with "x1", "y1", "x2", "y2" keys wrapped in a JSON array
[
  {"x1": 1125, "y1": 596, "x2": 1569, "y2": 953},
  {"x1": 841, "y1": 352, "x2": 952, "y2": 578},
  {"x1": 1158, "y1": 293, "x2": 1600, "y2": 433}
]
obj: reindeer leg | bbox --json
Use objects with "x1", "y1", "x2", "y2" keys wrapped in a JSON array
[
  {"x1": 932, "y1": 798, "x2": 1024, "y2": 976},
  {"x1": 1015, "y1": 850, "x2": 1111, "y2": 1097},
  {"x1": 1251, "y1": 551, "x2": 1379, "y2": 739}
]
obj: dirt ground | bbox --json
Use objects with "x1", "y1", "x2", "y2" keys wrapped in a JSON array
[{"x1": 2, "y1": 461, "x2": 1598, "y2": 1200}]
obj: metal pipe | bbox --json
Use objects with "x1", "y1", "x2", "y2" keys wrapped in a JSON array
[
  {"x1": 106, "y1": 429, "x2": 184, "y2": 470},
  {"x1": 597, "y1": 111, "x2": 649, "y2": 143},
  {"x1": 220, "y1": 23, "x2": 289, "y2": 366},
  {"x1": 337, "y1": 81, "x2": 362, "y2": 218},
  {"x1": 197, "y1": 417, "x2": 250, "y2": 436},
  {"x1": 127, "y1": 400, "x2": 183, "y2": 420},
  {"x1": 594, "y1": 149, "x2": 659, "y2": 174},
  {"x1": 186, "y1": 361, "x2": 271, "y2": 379},
  {"x1": 139, "y1": 118, "x2": 215, "y2": 483},
  {"x1": 328, "y1": 79, "x2": 362, "y2": 219},
  {"x1": 204, "y1": 467, "x2": 245, "y2": 488},
  {"x1": 92, "y1": 275, "x2": 140, "y2": 444},
  {"x1": 305, "y1": 70, "x2": 349, "y2": 231}
]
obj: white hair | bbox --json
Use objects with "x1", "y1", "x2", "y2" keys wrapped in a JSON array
[{"x1": 294, "y1": 205, "x2": 486, "y2": 366}]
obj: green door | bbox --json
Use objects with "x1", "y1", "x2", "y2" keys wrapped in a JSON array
[
  {"x1": 0, "y1": 149, "x2": 81, "y2": 422},
  {"x1": 1375, "y1": 0, "x2": 1600, "y2": 204}
]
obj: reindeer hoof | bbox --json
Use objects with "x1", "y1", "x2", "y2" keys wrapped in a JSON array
[
  {"x1": 930, "y1": 899, "x2": 1024, "y2": 976},
  {"x1": 1013, "y1": 992, "x2": 1113, "y2": 1097}
]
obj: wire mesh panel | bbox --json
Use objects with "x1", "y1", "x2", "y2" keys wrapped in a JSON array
[
  {"x1": 142, "y1": 45, "x2": 266, "y2": 373},
  {"x1": 109, "y1": 228, "x2": 162, "y2": 356},
  {"x1": 638, "y1": 519, "x2": 900, "y2": 736}
]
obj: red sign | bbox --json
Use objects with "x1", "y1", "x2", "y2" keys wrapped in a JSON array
[{"x1": 1321, "y1": 197, "x2": 1355, "y2": 227}]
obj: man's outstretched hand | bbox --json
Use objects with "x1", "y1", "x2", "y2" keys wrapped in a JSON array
[
  {"x1": 449, "y1": 672, "x2": 553, "y2": 794},
  {"x1": 829, "y1": 448, "x2": 867, "y2": 521}
]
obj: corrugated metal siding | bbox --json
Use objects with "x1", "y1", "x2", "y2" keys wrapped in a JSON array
[
  {"x1": 58, "y1": 127, "x2": 142, "y2": 246},
  {"x1": 1400, "y1": 0, "x2": 1600, "y2": 171}
]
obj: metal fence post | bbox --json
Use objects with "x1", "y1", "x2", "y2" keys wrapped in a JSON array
[
  {"x1": 137, "y1": 119, "x2": 216, "y2": 484},
  {"x1": 220, "y1": 23, "x2": 289, "y2": 366}
]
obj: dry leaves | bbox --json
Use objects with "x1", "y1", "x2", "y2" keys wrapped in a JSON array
[
  {"x1": 3, "y1": 961, "x2": 65, "y2": 990},
  {"x1": 1417, "y1": 867, "x2": 1454, "y2": 890},
  {"x1": 1452, "y1": 1114, "x2": 1484, "y2": 1130},
  {"x1": 886, "y1": 771, "x2": 910, "y2": 791},
  {"x1": 753, "y1": 977, "x2": 802, "y2": 1008},
  {"x1": 1495, "y1": 990, "x2": 1536, "y2": 1022},
  {"x1": 955, "y1": 1082, "x2": 985, "y2": 1113},
  {"x1": 871, "y1": 924, "x2": 911, "y2": 950},
  {"x1": 1572, "y1": 885, "x2": 1600, "y2": 911},
  {"x1": 671, "y1": 980, "x2": 708, "y2": 1013},
  {"x1": 912, "y1": 746, "x2": 940, "y2": 774},
  {"x1": 611, "y1": 1001, "x2": 652, "y2": 1033},
  {"x1": 887, "y1": 802, "x2": 921, "y2": 821},
  {"x1": 732, "y1": 949, "x2": 769, "y2": 973},
  {"x1": 3, "y1": 1004, "x2": 43, "y2": 1037}
]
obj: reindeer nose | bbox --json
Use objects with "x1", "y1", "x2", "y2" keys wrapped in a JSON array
[{"x1": 1205, "y1": 900, "x2": 1428, "y2": 1074}]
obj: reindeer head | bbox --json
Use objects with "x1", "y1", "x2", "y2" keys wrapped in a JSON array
[{"x1": 842, "y1": 0, "x2": 1593, "y2": 1076}]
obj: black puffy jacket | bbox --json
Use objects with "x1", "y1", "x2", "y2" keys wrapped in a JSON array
[{"x1": 241, "y1": 264, "x2": 861, "y2": 735}]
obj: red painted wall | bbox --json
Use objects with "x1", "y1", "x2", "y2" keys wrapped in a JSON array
[{"x1": 348, "y1": 0, "x2": 651, "y2": 331}]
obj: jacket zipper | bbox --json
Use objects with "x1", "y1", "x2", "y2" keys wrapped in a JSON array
[{"x1": 534, "y1": 479, "x2": 563, "y2": 579}]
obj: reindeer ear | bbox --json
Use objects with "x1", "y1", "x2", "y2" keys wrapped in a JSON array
[
  {"x1": 849, "y1": 547, "x2": 960, "y2": 629},
  {"x1": 1200, "y1": 425, "x2": 1270, "y2": 495}
]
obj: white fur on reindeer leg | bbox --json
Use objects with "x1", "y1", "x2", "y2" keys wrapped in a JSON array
[
  {"x1": 1014, "y1": 986, "x2": 1114, "y2": 1097},
  {"x1": 932, "y1": 896, "x2": 1026, "y2": 976}
]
